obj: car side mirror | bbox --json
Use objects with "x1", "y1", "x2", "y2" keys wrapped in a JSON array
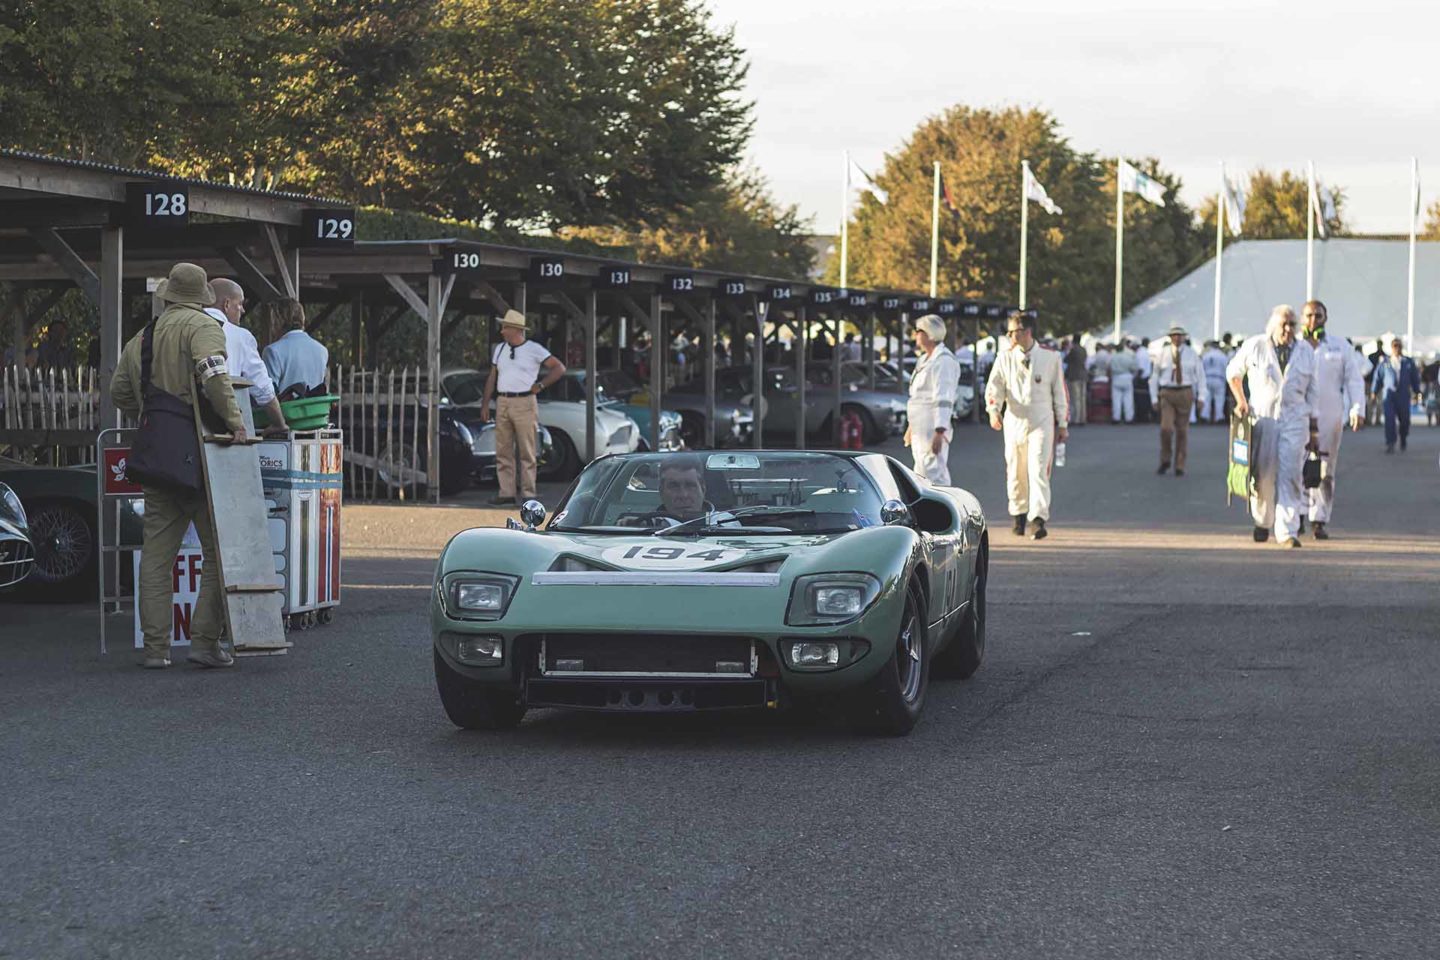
[
  {"x1": 520, "y1": 499, "x2": 547, "y2": 531},
  {"x1": 880, "y1": 499, "x2": 910, "y2": 526}
]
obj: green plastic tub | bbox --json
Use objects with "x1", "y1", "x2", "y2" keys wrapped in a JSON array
[{"x1": 254, "y1": 394, "x2": 338, "y2": 431}]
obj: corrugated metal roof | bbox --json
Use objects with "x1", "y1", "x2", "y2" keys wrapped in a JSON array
[{"x1": 0, "y1": 148, "x2": 346, "y2": 206}]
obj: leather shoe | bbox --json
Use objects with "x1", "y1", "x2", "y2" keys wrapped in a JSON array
[
  {"x1": 1312, "y1": 522, "x2": 1329, "y2": 540},
  {"x1": 1029, "y1": 519, "x2": 1048, "y2": 540},
  {"x1": 1174, "y1": 468, "x2": 1185, "y2": 477},
  {"x1": 1157, "y1": 463, "x2": 1170, "y2": 475},
  {"x1": 1012, "y1": 515, "x2": 1026, "y2": 537},
  {"x1": 1253, "y1": 526, "x2": 1268, "y2": 543},
  {"x1": 1280, "y1": 537, "x2": 1302, "y2": 549}
]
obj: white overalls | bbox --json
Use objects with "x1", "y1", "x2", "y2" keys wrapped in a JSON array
[
  {"x1": 1306, "y1": 332, "x2": 1370, "y2": 524},
  {"x1": 907, "y1": 344, "x2": 960, "y2": 485},
  {"x1": 985, "y1": 345, "x2": 1068, "y2": 521},
  {"x1": 1226, "y1": 336, "x2": 1317, "y2": 540}
]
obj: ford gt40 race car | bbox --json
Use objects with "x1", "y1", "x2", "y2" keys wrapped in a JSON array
[{"x1": 431, "y1": 450, "x2": 989, "y2": 735}]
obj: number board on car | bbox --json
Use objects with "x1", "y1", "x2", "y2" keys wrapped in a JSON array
[
  {"x1": 601, "y1": 543, "x2": 744, "y2": 570},
  {"x1": 300, "y1": 208, "x2": 357, "y2": 247},
  {"x1": 666, "y1": 274, "x2": 695, "y2": 294},
  {"x1": 126, "y1": 182, "x2": 189, "y2": 228},
  {"x1": 530, "y1": 257, "x2": 565, "y2": 282},
  {"x1": 596, "y1": 266, "x2": 631, "y2": 289}
]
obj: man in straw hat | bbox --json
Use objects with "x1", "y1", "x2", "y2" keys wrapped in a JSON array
[
  {"x1": 480, "y1": 309, "x2": 566, "y2": 505},
  {"x1": 903, "y1": 314, "x2": 961, "y2": 485},
  {"x1": 1226, "y1": 305, "x2": 1317, "y2": 548},
  {"x1": 1149, "y1": 324, "x2": 1207, "y2": 476},
  {"x1": 985, "y1": 311, "x2": 1068, "y2": 540},
  {"x1": 110, "y1": 262, "x2": 247, "y2": 668}
]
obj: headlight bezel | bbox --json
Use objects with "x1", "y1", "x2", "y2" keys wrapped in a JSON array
[
  {"x1": 0, "y1": 485, "x2": 26, "y2": 533},
  {"x1": 441, "y1": 572, "x2": 521, "y2": 621},
  {"x1": 785, "y1": 572, "x2": 882, "y2": 626}
]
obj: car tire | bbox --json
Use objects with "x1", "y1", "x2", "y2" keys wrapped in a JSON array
[
  {"x1": 933, "y1": 540, "x2": 987, "y2": 679},
  {"x1": 433, "y1": 650, "x2": 526, "y2": 730},
  {"x1": 21, "y1": 499, "x2": 97, "y2": 602},
  {"x1": 856, "y1": 578, "x2": 929, "y2": 736},
  {"x1": 538, "y1": 430, "x2": 579, "y2": 481}
]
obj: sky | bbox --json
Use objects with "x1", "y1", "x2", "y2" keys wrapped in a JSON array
[{"x1": 706, "y1": 0, "x2": 1440, "y2": 237}]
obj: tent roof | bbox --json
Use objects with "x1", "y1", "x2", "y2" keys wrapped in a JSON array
[{"x1": 1121, "y1": 238, "x2": 1440, "y2": 353}]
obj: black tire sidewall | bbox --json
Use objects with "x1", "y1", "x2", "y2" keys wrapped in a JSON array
[
  {"x1": 433, "y1": 649, "x2": 525, "y2": 730},
  {"x1": 23, "y1": 500, "x2": 97, "y2": 601},
  {"x1": 863, "y1": 579, "x2": 928, "y2": 735}
]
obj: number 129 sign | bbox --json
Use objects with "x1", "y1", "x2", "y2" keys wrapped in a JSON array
[{"x1": 301, "y1": 208, "x2": 357, "y2": 247}]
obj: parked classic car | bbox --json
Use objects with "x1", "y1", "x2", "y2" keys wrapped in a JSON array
[
  {"x1": 0, "y1": 481, "x2": 34, "y2": 590},
  {"x1": 441, "y1": 367, "x2": 641, "y2": 480},
  {"x1": 545, "y1": 370, "x2": 685, "y2": 453},
  {"x1": 430, "y1": 449, "x2": 989, "y2": 735}
]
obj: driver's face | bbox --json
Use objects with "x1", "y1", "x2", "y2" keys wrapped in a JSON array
[{"x1": 660, "y1": 468, "x2": 705, "y2": 519}]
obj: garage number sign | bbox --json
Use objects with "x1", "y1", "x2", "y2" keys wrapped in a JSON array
[
  {"x1": 300, "y1": 208, "x2": 357, "y2": 248},
  {"x1": 530, "y1": 257, "x2": 565, "y2": 282},
  {"x1": 879, "y1": 296, "x2": 902, "y2": 311},
  {"x1": 126, "y1": 183, "x2": 189, "y2": 228},
  {"x1": 909, "y1": 299, "x2": 932, "y2": 313},
  {"x1": 442, "y1": 248, "x2": 483, "y2": 275},
  {"x1": 601, "y1": 543, "x2": 744, "y2": 570},
  {"x1": 666, "y1": 274, "x2": 696, "y2": 294},
  {"x1": 809, "y1": 288, "x2": 836, "y2": 306},
  {"x1": 767, "y1": 285, "x2": 793, "y2": 302},
  {"x1": 719, "y1": 279, "x2": 748, "y2": 298},
  {"x1": 847, "y1": 292, "x2": 869, "y2": 307},
  {"x1": 596, "y1": 266, "x2": 631, "y2": 289}
]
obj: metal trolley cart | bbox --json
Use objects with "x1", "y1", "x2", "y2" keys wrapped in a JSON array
[{"x1": 258, "y1": 428, "x2": 343, "y2": 631}]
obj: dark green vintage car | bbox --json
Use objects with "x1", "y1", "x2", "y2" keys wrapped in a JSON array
[{"x1": 431, "y1": 450, "x2": 989, "y2": 735}]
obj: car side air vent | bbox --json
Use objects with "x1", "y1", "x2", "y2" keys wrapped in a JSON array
[
  {"x1": 730, "y1": 558, "x2": 784, "y2": 574},
  {"x1": 549, "y1": 555, "x2": 609, "y2": 572}
]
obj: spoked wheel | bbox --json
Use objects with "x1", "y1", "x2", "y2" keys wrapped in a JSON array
[
  {"x1": 934, "y1": 539, "x2": 987, "y2": 679},
  {"x1": 856, "y1": 578, "x2": 929, "y2": 736},
  {"x1": 23, "y1": 500, "x2": 97, "y2": 601}
]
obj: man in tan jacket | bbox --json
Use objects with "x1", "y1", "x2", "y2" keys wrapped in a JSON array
[{"x1": 111, "y1": 263, "x2": 247, "y2": 669}]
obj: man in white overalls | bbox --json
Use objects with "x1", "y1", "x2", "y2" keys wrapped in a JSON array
[
  {"x1": 1226, "y1": 305, "x2": 1318, "y2": 548},
  {"x1": 1300, "y1": 300, "x2": 1369, "y2": 540},
  {"x1": 904, "y1": 314, "x2": 960, "y2": 485}
]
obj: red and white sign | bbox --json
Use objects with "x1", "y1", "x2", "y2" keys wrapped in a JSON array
[
  {"x1": 103, "y1": 448, "x2": 143, "y2": 495},
  {"x1": 132, "y1": 548, "x2": 203, "y2": 648}
]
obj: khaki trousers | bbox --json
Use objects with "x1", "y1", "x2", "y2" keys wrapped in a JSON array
[
  {"x1": 495, "y1": 395, "x2": 539, "y2": 499},
  {"x1": 1158, "y1": 386, "x2": 1194, "y2": 470},
  {"x1": 139, "y1": 485, "x2": 223, "y2": 658},
  {"x1": 1066, "y1": 380, "x2": 1087, "y2": 424}
]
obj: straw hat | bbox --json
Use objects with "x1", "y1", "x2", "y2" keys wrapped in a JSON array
[
  {"x1": 1167, "y1": 323, "x2": 1187, "y2": 337},
  {"x1": 160, "y1": 262, "x2": 215, "y2": 306},
  {"x1": 499, "y1": 309, "x2": 528, "y2": 329}
]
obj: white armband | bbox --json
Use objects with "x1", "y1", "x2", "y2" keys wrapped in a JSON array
[{"x1": 196, "y1": 355, "x2": 227, "y2": 381}]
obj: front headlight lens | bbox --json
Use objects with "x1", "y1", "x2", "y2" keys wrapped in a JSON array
[
  {"x1": 0, "y1": 485, "x2": 26, "y2": 532},
  {"x1": 786, "y1": 573, "x2": 882, "y2": 625},
  {"x1": 446, "y1": 573, "x2": 520, "y2": 620}
]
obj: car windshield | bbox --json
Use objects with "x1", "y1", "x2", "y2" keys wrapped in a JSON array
[
  {"x1": 445, "y1": 372, "x2": 487, "y2": 405},
  {"x1": 549, "y1": 452, "x2": 887, "y2": 535}
]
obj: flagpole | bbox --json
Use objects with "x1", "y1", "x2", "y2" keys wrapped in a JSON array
[
  {"x1": 840, "y1": 150, "x2": 850, "y2": 291},
  {"x1": 1306, "y1": 160, "x2": 1315, "y2": 301},
  {"x1": 1407, "y1": 155, "x2": 1417, "y2": 347},
  {"x1": 1113, "y1": 159, "x2": 1124, "y2": 343},
  {"x1": 930, "y1": 161, "x2": 940, "y2": 298},
  {"x1": 1019, "y1": 160, "x2": 1030, "y2": 309},
  {"x1": 1213, "y1": 161, "x2": 1225, "y2": 342}
]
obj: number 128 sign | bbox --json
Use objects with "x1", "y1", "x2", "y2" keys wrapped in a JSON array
[{"x1": 126, "y1": 183, "x2": 189, "y2": 228}]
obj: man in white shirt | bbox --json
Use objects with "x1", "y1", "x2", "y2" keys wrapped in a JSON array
[
  {"x1": 480, "y1": 310, "x2": 567, "y2": 505},
  {"x1": 985, "y1": 312, "x2": 1068, "y2": 540},
  {"x1": 1149, "y1": 325, "x2": 1208, "y2": 476},
  {"x1": 1133, "y1": 338, "x2": 1154, "y2": 422},
  {"x1": 1200, "y1": 340, "x2": 1230, "y2": 423},
  {"x1": 903, "y1": 314, "x2": 961, "y2": 485},
  {"x1": 1301, "y1": 300, "x2": 1368, "y2": 539},
  {"x1": 1227, "y1": 306, "x2": 1318, "y2": 548},
  {"x1": 206, "y1": 278, "x2": 287, "y2": 434}
]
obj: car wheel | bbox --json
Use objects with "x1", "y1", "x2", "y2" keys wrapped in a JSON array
[
  {"x1": 856, "y1": 578, "x2": 929, "y2": 736},
  {"x1": 538, "y1": 430, "x2": 578, "y2": 481},
  {"x1": 376, "y1": 441, "x2": 426, "y2": 498},
  {"x1": 433, "y1": 650, "x2": 526, "y2": 730},
  {"x1": 23, "y1": 499, "x2": 97, "y2": 601},
  {"x1": 933, "y1": 540, "x2": 987, "y2": 679}
]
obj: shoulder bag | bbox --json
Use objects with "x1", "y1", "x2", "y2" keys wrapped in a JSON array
[{"x1": 124, "y1": 321, "x2": 203, "y2": 494}]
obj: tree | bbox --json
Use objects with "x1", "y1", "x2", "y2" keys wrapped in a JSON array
[
  {"x1": 837, "y1": 106, "x2": 1201, "y2": 336},
  {"x1": 1421, "y1": 199, "x2": 1440, "y2": 240},
  {"x1": 1198, "y1": 168, "x2": 1346, "y2": 240},
  {"x1": 561, "y1": 167, "x2": 814, "y2": 277}
]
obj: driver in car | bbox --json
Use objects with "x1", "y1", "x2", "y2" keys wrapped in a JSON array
[{"x1": 625, "y1": 456, "x2": 737, "y2": 528}]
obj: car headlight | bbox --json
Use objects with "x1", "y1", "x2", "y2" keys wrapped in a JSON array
[
  {"x1": 440, "y1": 631, "x2": 505, "y2": 667},
  {"x1": 444, "y1": 573, "x2": 520, "y2": 620},
  {"x1": 785, "y1": 573, "x2": 881, "y2": 626},
  {"x1": 0, "y1": 485, "x2": 25, "y2": 533}
]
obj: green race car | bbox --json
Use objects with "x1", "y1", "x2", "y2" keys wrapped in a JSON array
[{"x1": 431, "y1": 450, "x2": 989, "y2": 735}]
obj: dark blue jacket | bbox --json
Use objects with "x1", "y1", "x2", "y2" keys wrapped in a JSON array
[{"x1": 1372, "y1": 355, "x2": 1421, "y2": 400}]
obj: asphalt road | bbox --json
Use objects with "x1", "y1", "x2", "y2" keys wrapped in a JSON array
[{"x1": 2, "y1": 422, "x2": 1438, "y2": 959}]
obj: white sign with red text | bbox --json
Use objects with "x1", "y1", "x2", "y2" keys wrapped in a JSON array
[{"x1": 132, "y1": 548, "x2": 205, "y2": 648}]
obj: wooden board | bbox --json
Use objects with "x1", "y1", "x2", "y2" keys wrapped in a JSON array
[{"x1": 195, "y1": 393, "x2": 288, "y2": 652}]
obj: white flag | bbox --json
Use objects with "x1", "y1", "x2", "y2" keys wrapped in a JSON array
[
  {"x1": 1024, "y1": 166, "x2": 1062, "y2": 215},
  {"x1": 1223, "y1": 175, "x2": 1246, "y2": 237},
  {"x1": 851, "y1": 161, "x2": 889, "y2": 205},
  {"x1": 1118, "y1": 159, "x2": 1166, "y2": 207},
  {"x1": 1309, "y1": 167, "x2": 1335, "y2": 239}
]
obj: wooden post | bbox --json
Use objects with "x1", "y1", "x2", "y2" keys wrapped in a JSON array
[
  {"x1": 97, "y1": 227, "x2": 123, "y2": 431},
  {"x1": 426, "y1": 273, "x2": 441, "y2": 503}
]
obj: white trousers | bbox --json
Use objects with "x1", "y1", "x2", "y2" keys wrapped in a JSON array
[
  {"x1": 1003, "y1": 413, "x2": 1055, "y2": 521},
  {"x1": 1111, "y1": 374, "x2": 1134, "y2": 423},
  {"x1": 1306, "y1": 414, "x2": 1346, "y2": 523},
  {"x1": 1203, "y1": 378, "x2": 1226, "y2": 422},
  {"x1": 1250, "y1": 416, "x2": 1307, "y2": 540},
  {"x1": 911, "y1": 433, "x2": 951, "y2": 485}
]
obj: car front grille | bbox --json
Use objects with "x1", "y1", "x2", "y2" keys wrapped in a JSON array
[
  {"x1": 0, "y1": 537, "x2": 35, "y2": 589},
  {"x1": 534, "y1": 633, "x2": 756, "y2": 677}
]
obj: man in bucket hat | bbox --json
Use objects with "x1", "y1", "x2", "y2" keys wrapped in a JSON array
[
  {"x1": 480, "y1": 309, "x2": 566, "y2": 505},
  {"x1": 1149, "y1": 323, "x2": 1207, "y2": 476},
  {"x1": 110, "y1": 262, "x2": 247, "y2": 669}
]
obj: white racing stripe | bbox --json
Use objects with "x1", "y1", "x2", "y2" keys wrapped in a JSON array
[{"x1": 531, "y1": 572, "x2": 781, "y2": 587}]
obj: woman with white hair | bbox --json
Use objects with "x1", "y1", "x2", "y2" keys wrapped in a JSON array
[
  {"x1": 1225, "y1": 305, "x2": 1319, "y2": 548},
  {"x1": 903, "y1": 314, "x2": 961, "y2": 484}
]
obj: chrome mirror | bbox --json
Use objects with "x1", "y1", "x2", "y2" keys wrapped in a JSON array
[
  {"x1": 520, "y1": 499, "x2": 547, "y2": 531},
  {"x1": 880, "y1": 499, "x2": 910, "y2": 526}
]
